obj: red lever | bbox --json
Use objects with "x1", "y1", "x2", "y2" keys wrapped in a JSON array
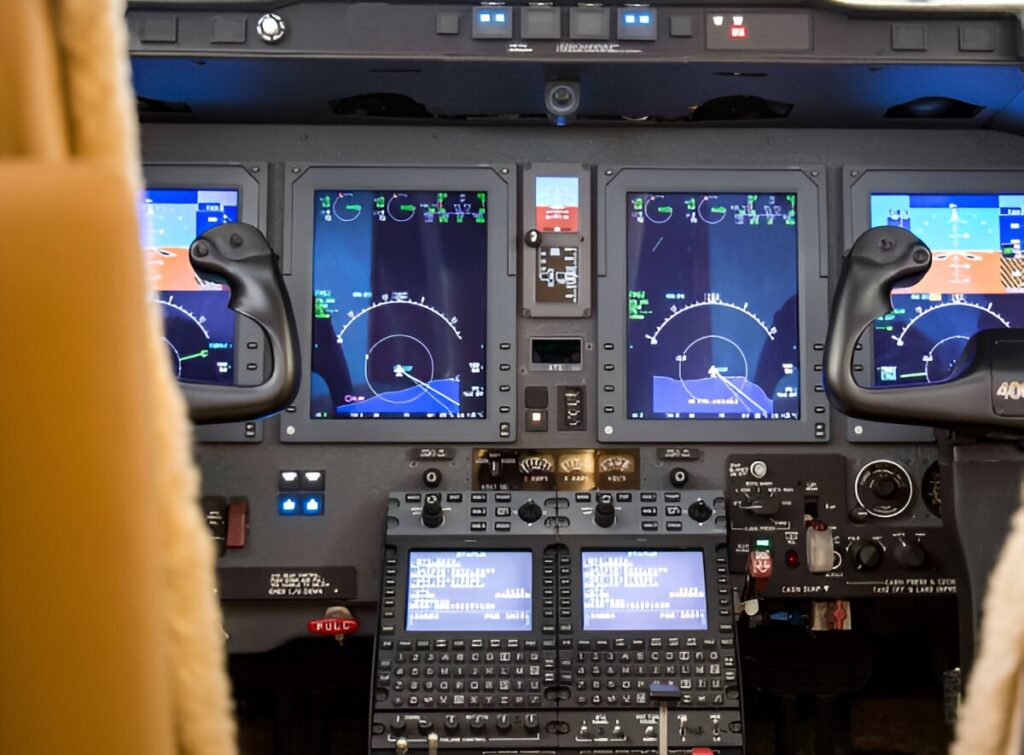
[
  {"x1": 225, "y1": 497, "x2": 249, "y2": 549},
  {"x1": 307, "y1": 617, "x2": 360, "y2": 636}
]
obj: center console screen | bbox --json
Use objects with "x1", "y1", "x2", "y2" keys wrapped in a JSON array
[
  {"x1": 582, "y1": 550, "x2": 708, "y2": 631},
  {"x1": 141, "y1": 188, "x2": 238, "y2": 385},
  {"x1": 310, "y1": 190, "x2": 488, "y2": 420},
  {"x1": 870, "y1": 192, "x2": 1024, "y2": 387},
  {"x1": 406, "y1": 550, "x2": 532, "y2": 632},
  {"x1": 625, "y1": 193, "x2": 800, "y2": 420}
]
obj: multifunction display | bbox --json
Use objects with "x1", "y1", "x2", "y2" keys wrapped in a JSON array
[
  {"x1": 581, "y1": 550, "x2": 708, "y2": 631},
  {"x1": 141, "y1": 188, "x2": 238, "y2": 384},
  {"x1": 405, "y1": 550, "x2": 532, "y2": 632},
  {"x1": 310, "y1": 190, "x2": 488, "y2": 419},
  {"x1": 626, "y1": 193, "x2": 800, "y2": 420},
  {"x1": 871, "y1": 193, "x2": 1024, "y2": 386}
]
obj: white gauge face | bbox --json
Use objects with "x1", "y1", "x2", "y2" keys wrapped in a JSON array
[{"x1": 519, "y1": 456, "x2": 554, "y2": 475}]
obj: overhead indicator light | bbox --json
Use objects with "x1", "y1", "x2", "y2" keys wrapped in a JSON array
[
  {"x1": 733, "y1": 15, "x2": 744, "y2": 25},
  {"x1": 303, "y1": 496, "x2": 323, "y2": 514},
  {"x1": 712, "y1": 15, "x2": 724, "y2": 26},
  {"x1": 625, "y1": 13, "x2": 636, "y2": 23},
  {"x1": 278, "y1": 495, "x2": 299, "y2": 515},
  {"x1": 639, "y1": 14, "x2": 651, "y2": 24},
  {"x1": 730, "y1": 26, "x2": 747, "y2": 38},
  {"x1": 480, "y1": 11, "x2": 491, "y2": 22}
]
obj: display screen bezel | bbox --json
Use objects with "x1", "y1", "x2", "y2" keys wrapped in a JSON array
[
  {"x1": 596, "y1": 167, "x2": 830, "y2": 443},
  {"x1": 580, "y1": 548, "x2": 709, "y2": 632},
  {"x1": 142, "y1": 163, "x2": 267, "y2": 442},
  {"x1": 405, "y1": 549, "x2": 534, "y2": 633},
  {"x1": 282, "y1": 165, "x2": 517, "y2": 443},
  {"x1": 845, "y1": 169, "x2": 1024, "y2": 442}
]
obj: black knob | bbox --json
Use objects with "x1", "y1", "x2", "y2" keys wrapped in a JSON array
[
  {"x1": 496, "y1": 714, "x2": 512, "y2": 733},
  {"x1": 423, "y1": 468, "x2": 442, "y2": 488},
  {"x1": 469, "y1": 715, "x2": 486, "y2": 734},
  {"x1": 688, "y1": 499, "x2": 712, "y2": 523},
  {"x1": 390, "y1": 716, "x2": 406, "y2": 735},
  {"x1": 594, "y1": 499, "x2": 616, "y2": 528},
  {"x1": 525, "y1": 229, "x2": 542, "y2": 248},
  {"x1": 524, "y1": 714, "x2": 539, "y2": 733},
  {"x1": 894, "y1": 540, "x2": 927, "y2": 569},
  {"x1": 518, "y1": 500, "x2": 543, "y2": 523},
  {"x1": 869, "y1": 473, "x2": 900, "y2": 499},
  {"x1": 444, "y1": 715, "x2": 460, "y2": 734},
  {"x1": 669, "y1": 467, "x2": 689, "y2": 488},
  {"x1": 422, "y1": 494, "x2": 444, "y2": 528},
  {"x1": 853, "y1": 541, "x2": 883, "y2": 571},
  {"x1": 417, "y1": 718, "x2": 433, "y2": 735}
]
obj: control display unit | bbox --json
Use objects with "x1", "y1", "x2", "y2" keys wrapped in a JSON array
[
  {"x1": 581, "y1": 550, "x2": 708, "y2": 631},
  {"x1": 597, "y1": 168, "x2": 830, "y2": 443},
  {"x1": 283, "y1": 166, "x2": 517, "y2": 443},
  {"x1": 869, "y1": 192, "x2": 1024, "y2": 387},
  {"x1": 625, "y1": 192, "x2": 800, "y2": 420},
  {"x1": 142, "y1": 187, "x2": 238, "y2": 385},
  {"x1": 406, "y1": 550, "x2": 532, "y2": 632},
  {"x1": 311, "y1": 189, "x2": 487, "y2": 419}
]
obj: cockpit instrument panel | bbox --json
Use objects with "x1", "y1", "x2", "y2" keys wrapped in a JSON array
[
  {"x1": 597, "y1": 168, "x2": 830, "y2": 443},
  {"x1": 141, "y1": 163, "x2": 267, "y2": 443},
  {"x1": 282, "y1": 166, "x2": 516, "y2": 443},
  {"x1": 845, "y1": 170, "x2": 1024, "y2": 441}
]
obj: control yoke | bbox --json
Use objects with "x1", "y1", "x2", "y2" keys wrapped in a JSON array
[
  {"x1": 181, "y1": 223, "x2": 300, "y2": 424},
  {"x1": 824, "y1": 226, "x2": 1024, "y2": 435}
]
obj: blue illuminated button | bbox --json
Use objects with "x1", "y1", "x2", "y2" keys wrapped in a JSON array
[
  {"x1": 278, "y1": 494, "x2": 300, "y2": 516},
  {"x1": 617, "y1": 7, "x2": 657, "y2": 41},
  {"x1": 302, "y1": 494, "x2": 325, "y2": 516},
  {"x1": 472, "y1": 6, "x2": 513, "y2": 39}
]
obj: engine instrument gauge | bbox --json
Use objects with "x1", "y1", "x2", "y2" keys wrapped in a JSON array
[{"x1": 854, "y1": 460, "x2": 914, "y2": 519}]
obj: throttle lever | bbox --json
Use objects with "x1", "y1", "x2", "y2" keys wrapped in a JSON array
[
  {"x1": 823, "y1": 226, "x2": 1024, "y2": 435},
  {"x1": 182, "y1": 223, "x2": 300, "y2": 424}
]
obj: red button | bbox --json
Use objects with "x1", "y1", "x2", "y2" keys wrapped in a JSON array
[
  {"x1": 691, "y1": 748, "x2": 715, "y2": 755},
  {"x1": 307, "y1": 617, "x2": 360, "y2": 636}
]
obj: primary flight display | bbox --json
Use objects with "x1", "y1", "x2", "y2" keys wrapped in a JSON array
[
  {"x1": 871, "y1": 192, "x2": 1024, "y2": 387},
  {"x1": 310, "y1": 190, "x2": 488, "y2": 419},
  {"x1": 140, "y1": 188, "x2": 238, "y2": 385},
  {"x1": 625, "y1": 192, "x2": 801, "y2": 420}
]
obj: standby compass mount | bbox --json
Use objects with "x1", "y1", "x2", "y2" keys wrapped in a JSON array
[
  {"x1": 824, "y1": 226, "x2": 1024, "y2": 435},
  {"x1": 183, "y1": 223, "x2": 300, "y2": 424}
]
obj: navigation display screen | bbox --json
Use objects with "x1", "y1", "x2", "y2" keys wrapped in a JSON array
[
  {"x1": 310, "y1": 190, "x2": 488, "y2": 419},
  {"x1": 871, "y1": 193, "x2": 1024, "y2": 387},
  {"x1": 141, "y1": 188, "x2": 238, "y2": 385},
  {"x1": 625, "y1": 192, "x2": 800, "y2": 420},
  {"x1": 406, "y1": 551, "x2": 532, "y2": 632},
  {"x1": 582, "y1": 551, "x2": 708, "y2": 632}
]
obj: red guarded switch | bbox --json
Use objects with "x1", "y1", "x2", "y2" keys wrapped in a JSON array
[{"x1": 225, "y1": 496, "x2": 249, "y2": 549}]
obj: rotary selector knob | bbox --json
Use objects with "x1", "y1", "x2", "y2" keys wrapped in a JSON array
[
  {"x1": 594, "y1": 498, "x2": 616, "y2": 528},
  {"x1": 518, "y1": 500, "x2": 542, "y2": 523},
  {"x1": 444, "y1": 715, "x2": 460, "y2": 734},
  {"x1": 469, "y1": 715, "x2": 487, "y2": 734},
  {"x1": 669, "y1": 467, "x2": 689, "y2": 488},
  {"x1": 422, "y1": 494, "x2": 444, "y2": 528},
  {"x1": 417, "y1": 719, "x2": 433, "y2": 735},
  {"x1": 422, "y1": 468, "x2": 442, "y2": 488},
  {"x1": 855, "y1": 460, "x2": 913, "y2": 518},
  {"x1": 496, "y1": 714, "x2": 512, "y2": 733},
  {"x1": 688, "y1": 499, "x2": 712, "y2": 523},
  {"x1": 852, "y1": 541, "x2": 884, "y2": 571},
  {"x1": 524, "y1": 714, "x2": 539, "y2": 733},
  {"x1": 894, "y1": 540, "x2": 927, "y2": 570},
  {"x1": 390, "y1": 716, "x2": 407, "y2": 735}
]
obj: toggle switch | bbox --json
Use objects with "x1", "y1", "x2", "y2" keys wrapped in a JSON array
[
  {"x1": 805, "y1": 521, "x2": 835, "y2": 573},
  {"x1": 226, "y1": 496, "x2": 249, "y2": 549}
]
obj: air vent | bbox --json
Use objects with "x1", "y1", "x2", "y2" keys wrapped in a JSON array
[
  {"x1": 328, "y1": 92, "x2": 432, "y2": 119},
  {"x1": 884, "y1": 96, "x2": 983, "y2": 119},
  {"x1": 688, "y1": 95, "x2": 792, "y2": 122}
]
